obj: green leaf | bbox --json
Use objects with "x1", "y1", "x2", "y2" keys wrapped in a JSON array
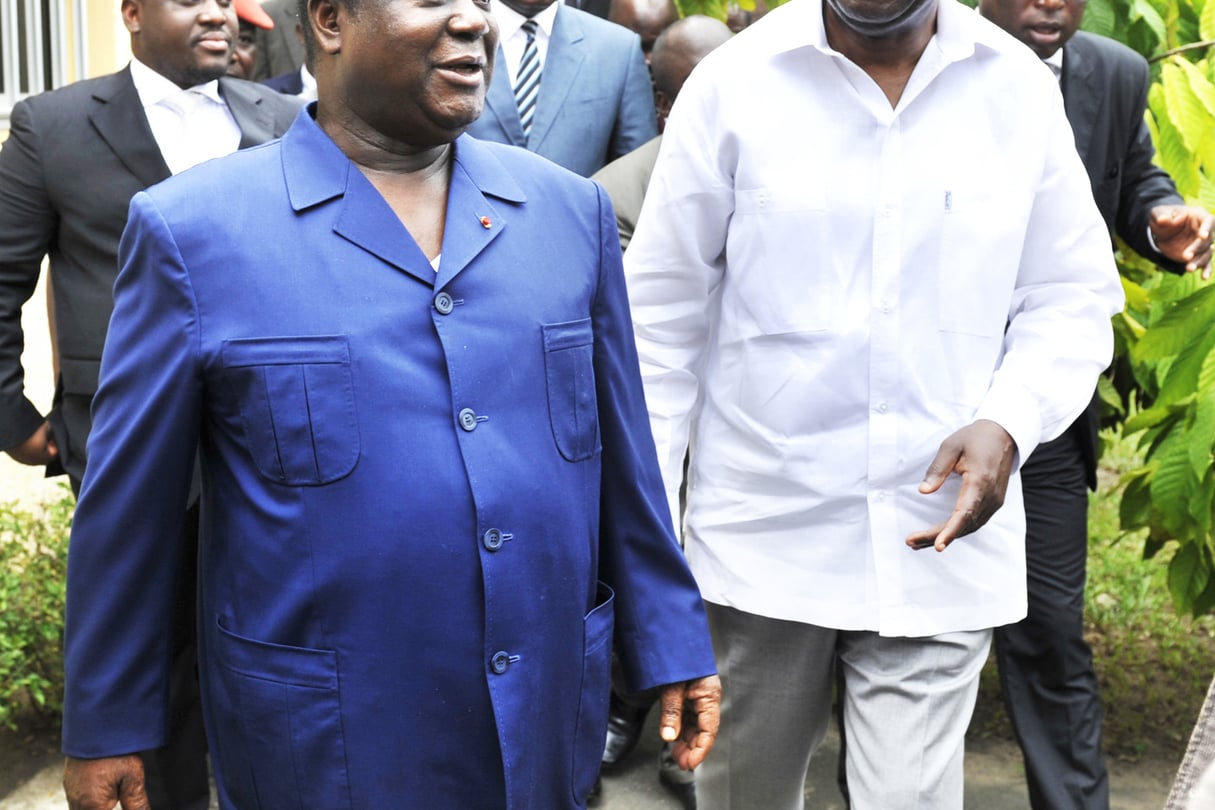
[
  {"x1": 674, "y1": 0, "x2": 728, "y2": 20},
  {"x1": 1082, "y1": 0, "x2": 1120, "y2": 37},
  {"x1": 1190, "y1": 467, "x2": 1215, "y2": 535},
  {"x1": 1134, "y1": 284, "x2": 1215, "y2": 361},
  {"x1": 1188, "y1": 374, "x2": 1215, "y2": 479},
  {"x1": 1130, "y1": 0, "x2": 1169, "y2": 50},
  {"x1": 1121, "y1": 467, "x2": 1155, "y2": 531},
  {"x1": 1202, "y1": 0, "x2": 1215, "y2": 41},
  {"x1": 1150, "y1": 91, "x2": 1202, "y2": 196},
  {"x1": 1169, "y1": 541, "x2": 1211, "y2": 613},
  {"x1": 1124, "y1": 397, "x2": 1190, "y2": 433},
  {"x1": 1150, "y1": 428, "x2": 1198, "y2": 535},
  {"x1": 1097, "y1": 375, "x2": 1126, "y2": 416}
]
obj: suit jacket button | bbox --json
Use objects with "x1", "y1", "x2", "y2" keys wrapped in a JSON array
[
  {"x1": 484, "y1": 528, "x2": 503, "y2": 551},
  {"x1": 491, "y1": 651, "x2": 511, "y2": 674},
  {"x1": 434, "y1": 291, "x2": 454, "y2": 315},
  {"x1": 459, "y1": 408, "x2": 478, "y2": 431}
]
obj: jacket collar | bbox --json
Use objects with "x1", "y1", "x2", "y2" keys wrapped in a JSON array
[{"x1": 280, "y1": 107, "x2": 525, "y2": 289}]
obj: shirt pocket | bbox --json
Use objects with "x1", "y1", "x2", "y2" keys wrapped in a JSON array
[
  {"x1": 730, "y1": 186, "x2": 835, "y2": 334},
  {"x1": 937, "y1": 189, "x2": 1033, "y2": 337},
  {"x1": 542, "y1": 319, "x2": 601, "y2": 462},
  {"x1": 221, "y1": 336, "x2": 359, "y2": 486}
]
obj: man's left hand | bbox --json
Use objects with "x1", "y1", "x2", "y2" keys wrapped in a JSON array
[
  {"x1": 657, "y1": 674, "x2": 722, "y2": 770},
  {"x1": 905, "y1": 419, "x2": 1016, "y2": 553},
  {"x1": 1149, "y1": 205, "x2": 1214, "y2": 279}
]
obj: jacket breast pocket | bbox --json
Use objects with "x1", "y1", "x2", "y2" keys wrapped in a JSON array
[
  {"x1": 543, "y1": 319, "x2": 601, "y2": 462},
  {"x1": 221, "y1": 336, "x2": 359, "y2": 485}
]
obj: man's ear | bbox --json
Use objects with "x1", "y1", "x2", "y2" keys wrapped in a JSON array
[
  {"x1": 309, "y1": 0, "x2": 343, "y2": 55},
  {"x1": 121, "y1": 0, "x2": 143, "y2": 34}
]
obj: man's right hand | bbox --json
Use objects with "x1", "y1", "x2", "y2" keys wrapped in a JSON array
[
  {"x1": 6, "y1": 420, "x2": 58, "y2": 466},
  {"x1": 63, "y1": 754, "x2": 149, "y2": 810}
]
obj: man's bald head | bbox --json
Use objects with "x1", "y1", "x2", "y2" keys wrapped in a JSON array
[
  {"x1": 650, "y1": 14, "x2": 731, "y2": 112},
  {"x1": 609, "y1": 0, "x2": 679, "y2": 62}
]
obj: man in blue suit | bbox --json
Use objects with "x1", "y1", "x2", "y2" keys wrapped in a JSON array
[
  {"x1": 465, "y1": 0, "x2": 657, "y2": 177},
  {"x1": 59, "y1": 0, "x2": 720, "y2": 806}
]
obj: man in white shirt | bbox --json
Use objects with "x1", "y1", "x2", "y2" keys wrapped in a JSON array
[
  {"x1": 0, "y1": 1, "x2": 300, "y2": 806},
  {"x1": 624, "y1": 0, "x2": 1125, "y2": 805}
]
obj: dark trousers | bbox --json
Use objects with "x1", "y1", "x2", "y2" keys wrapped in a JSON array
[
  {"x1": 994, "y1": 428, "x2": 1109, "y2": 810},
  {"x1": 70, "y1": 476, "x2": 210, "y2": 810}
]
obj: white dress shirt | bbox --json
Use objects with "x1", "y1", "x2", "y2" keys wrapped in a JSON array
[
  {"x1": 490, "y1": 0, "x2": 559, "y2": 82},
  {"x1": 625, "y1": 0, "x2": 1124, "y2": 637},
  {"x1": 298, "y1": 64, "x2": 318, "y2": 103},
  {"x1": 130, "y1": 58, "x2": 241, "y2": 176}
]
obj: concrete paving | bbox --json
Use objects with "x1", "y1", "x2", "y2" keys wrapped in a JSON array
[{"x1": 0, "y1": 708, "x2": 1175, "y2": 808}]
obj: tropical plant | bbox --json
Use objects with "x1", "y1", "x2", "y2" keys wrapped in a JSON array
[
  {"x1": 671, "y1": 0, "x2": 789, "y2": 27},
  {"x1": 1086, "y1": 0, "x2": 1215, "y2": 616},
  {"x1": 0, "y1": 491, "x2": 73, "y2": 729}
]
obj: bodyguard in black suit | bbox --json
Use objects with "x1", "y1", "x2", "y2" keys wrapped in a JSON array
[
  {"x1": 0, "y1": 0, "x2": 300, "y2": 806},
  {"x1": 975, "y1": 2, "x2": 1214, "y2": 808}
]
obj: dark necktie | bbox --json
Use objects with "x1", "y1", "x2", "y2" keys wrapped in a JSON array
[{"x1": 514, "y1": 20, "x2": 541, "y2": 139}]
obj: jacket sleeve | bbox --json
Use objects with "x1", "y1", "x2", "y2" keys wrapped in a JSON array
[
  {"x1": 606, "y1": 35, "x2": 659, "y2": 164},
  {"x1": 589, "y1": 180, "x2": 716, "y2": 693},
  {"x1": 62, "y1": 191, "x2": 202, "y2": 758},
  {"x1": 1114, "y1": 54, "x2": 1186, "y2": 273},
  {"x1": 0, "y1": 98, "x2": 57, "y2": 450}
]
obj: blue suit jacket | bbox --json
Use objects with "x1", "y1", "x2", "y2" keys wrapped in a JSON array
[
  {"x1": 62, "y1": 109, "x2": 714, "y2": 809},
  {"x1": 466, "y1": 6, "x2": 658, "y2": 177}
]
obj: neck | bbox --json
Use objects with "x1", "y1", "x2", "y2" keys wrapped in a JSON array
[
  {"x1": 823, "y1": 0, "x2": 936, "y2": 105},
  {"x1": 316, "y1": 105, "x2": 454, "y2": 175}
]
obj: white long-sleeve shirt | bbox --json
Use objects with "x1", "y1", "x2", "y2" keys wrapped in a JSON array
[{"x1": 624, "y1": 0, "x2": 1124, "y2": 637}]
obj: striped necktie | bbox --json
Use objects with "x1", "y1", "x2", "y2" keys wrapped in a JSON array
[{"x1": 515, "y1": 20, "x2": 541, "y2": 139}]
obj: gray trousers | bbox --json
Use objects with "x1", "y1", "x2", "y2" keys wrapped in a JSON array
[{"x1": 698, "y1": 602, "x2": 991, "y2": 810}]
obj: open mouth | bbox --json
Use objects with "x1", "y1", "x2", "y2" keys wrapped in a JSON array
[{"x1": 439, "y1": 59, "x2": 486, "y2": 75}]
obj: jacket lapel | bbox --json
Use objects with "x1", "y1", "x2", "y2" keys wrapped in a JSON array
[
  {"x1": 219, "y1": 77, "x2": 277, "y2": 149},
  {"x1": 1061, "y1": 38, "x2": 1099, "y2": 165},
  {"x1": 88, "y1": 67, "x2": 171, "y2": 188},
  {"x1": 434, "y1": 135, "x2": 525, "y2": 290},
  {"x1": 482, "y1": 47, "x2": 528, "y2": 147},
  {"x1": 527, "y1": 7, "x2": 585, "y2": 150}
]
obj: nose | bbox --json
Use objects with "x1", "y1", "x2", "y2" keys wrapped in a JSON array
[
  {"x1": 450, "y1": 0, "x2": 493, "y2": 36},
  {"x1": 1034, "y1": 0, "x2": 1065, "y2": 10},
  {"x1": 198, "y1": 0, "x2": 234, "y2": 24}
]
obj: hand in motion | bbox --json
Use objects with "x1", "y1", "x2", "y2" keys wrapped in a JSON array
[
  {"x1": 906, "y1": 419, "x2": 1016, "y2": 553},
  {"x1": 63, "y1": 754, "x2": 148, "y2": 810},
  {"x1": 658, "y1": 674, "x2": 722, "y2": 770},
  {"x1": 6, "y1": 420, "x2": 58, "y2": 466},
  {"x1": 1149, "y1": 205, "x2": 1214, "y2": 279}
]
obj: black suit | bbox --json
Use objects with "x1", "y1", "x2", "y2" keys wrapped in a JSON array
[
  {"x1": 0, "y1": 68, "x2": 301, "y2": 479},
  {"x1": 995, "y1": 31, "x2": 1183, "y2": 810},
  {"x1": 0, "y1": 66, "x2": 300, "y2": 809}
]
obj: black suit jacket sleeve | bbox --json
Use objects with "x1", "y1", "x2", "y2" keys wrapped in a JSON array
[
  {"x1": 1111, "y1": 54, "x2": 1185, "y2": 271},
  {"x1": 1065, "y1": 32, "x2": 1185, "y2": 274},
  {"x1": 0, "y1": 99, "x2": 59, "y2": 450}
]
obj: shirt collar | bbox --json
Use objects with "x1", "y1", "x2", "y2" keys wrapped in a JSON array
[
  {"x1": 490, "y1": 0, "x2": 559, "y2": 43},
  {"x1": 760, "y1": 0, "x2": 977, "y2": 64},
  {"x1": 1044, "y1": 47, "x2": 1063, "y2": 78},
  {"x1": 129, "y1": 57, "x2": 224, "y2": 109}
]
